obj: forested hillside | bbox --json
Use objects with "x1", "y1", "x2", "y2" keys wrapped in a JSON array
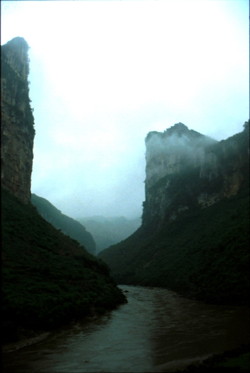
[
  {"x1": 2, "y1": 189, "x2": 126, "y2": 343},
  {"x1": 31, "y1": 193, "x2": 96, "y2": 254},
  {"x1": 99, "y1": 123, "x2": 250, "y2": 305}
]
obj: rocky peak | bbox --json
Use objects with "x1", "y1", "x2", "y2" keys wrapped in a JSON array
[
  {"x1": 1, "y1": 37, "x2": 30, "y2": 80},
  {"x1": 142, "y1": 122, "x2": 248, "y2": 227},
  {"x1": 146, "y1": 123, "x2": 205, "y2": 143},
  {"x1": 164, "y1": 122, "x2": 188, "y2": 136},
  {"x1": 1, "y1": 37, "x2": 35, "y2": 204},
  {"x1": 145, "y1": 123, "x2": 216, "y2": 189}
]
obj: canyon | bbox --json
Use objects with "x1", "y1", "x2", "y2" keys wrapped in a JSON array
[
  {"x1": 99, "y1": 121, "x2": 249, "y2": 305},
  {"x1": 1, "y1": 35, "x2": 249, "y2": 373},
  {"x1": 1, "y1": 35, "x2": 249, "y2": 353},
  {"x1": 1, "y1": 37, "x2": 126, "y2": 344}
]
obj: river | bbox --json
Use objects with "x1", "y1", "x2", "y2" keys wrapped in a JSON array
[{"x1": 2, "y1": 285, "x2": 250, "y2": 372}]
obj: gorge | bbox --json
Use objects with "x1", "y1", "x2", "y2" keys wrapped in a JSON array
[
  {"x1": 1, "y1": 37, "x2": 126, "y2": 345},
  {"x1": 99, "y1": 121, "x2": 249, "y2": 305},
  {"x1": 1, "y1": 36, "x2": 249, "y2": 372}
]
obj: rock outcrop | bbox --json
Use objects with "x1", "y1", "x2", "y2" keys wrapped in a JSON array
[
  {"x1": 145, "y1": 123, "x2": 216, "y2": 189},
  {"x1": 1, "y1": 37, "x2": 35, "y2": 204},
  {"x1": 143, "y1": 122, "x2": 249, "y2": 228},
  {"x1": 1, "y1": 37, "x2": 126, "y2": 344},
  {"x1": 99, "y1": 122, "x2": 249, "y2": 305}
]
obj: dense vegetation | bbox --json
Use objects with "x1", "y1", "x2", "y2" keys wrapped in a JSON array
[
  {"x1": 31, "y1": 193, "x2": 96, "y2": 254},
  {"x1": 99, "y1": 120, "x2": 249, "y2": 307},
  {"x1": 2, "y1": 190, "x2": 126, "y2": 344},
  {"x1": 100, "y1": 187, "x2": 249, "y2": 305}
]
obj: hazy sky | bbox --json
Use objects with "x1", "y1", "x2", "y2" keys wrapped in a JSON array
[{"x1": 1, "y1": 0, "x2": 249, "y2": 219}]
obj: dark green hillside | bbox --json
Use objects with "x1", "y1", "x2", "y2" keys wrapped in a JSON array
[
  {"x1": 99, "y1": 187, "x2": 250, "y2": 305},
  {"x1": 31, "y1": 193, "x2": 96, "y2": 254},
  {"x1": 2, "y1": 189, "x2": 126, "y2": 343}
]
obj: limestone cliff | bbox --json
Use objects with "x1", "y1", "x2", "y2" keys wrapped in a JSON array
[
  {"x1": 1, "y1": 37, "x2": 126, "y2": 344},
  {"x1": 99, "y1": 122, "x2": 249, "y2": 304},
  {"x1": 143, "y1": 122, "x2": 249, "y2": 228},
  {"x1": 1, "y1": 37, "x2": 35, "y2": 204}
]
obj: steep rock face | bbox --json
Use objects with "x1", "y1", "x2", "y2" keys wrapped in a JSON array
[
  {"x1": 143, "y1": 122, "x2": 249, "y2": 228},
  {"x1": 2, "y1": 189, "x2": 126, "y2": 343},
  {"x1": 1, "y1": 37, "x2": 126, "y2": 344},
  {"x1": 99, "y1": 122, "x2": 249, "y2": 304},
  {"x1": 31, "y1": 194, "x2": 96, "y2": 255},
  {"x1": 145, "y1": 123, "x2": 216, "y2": 188},
  {"x1": 1, "y1": 37, "x2": 35, "y2": 204}
]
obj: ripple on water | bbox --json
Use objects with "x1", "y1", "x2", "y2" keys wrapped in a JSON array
[{"x1": 2, "y1": 285, "x2": 250, "y2": 373}]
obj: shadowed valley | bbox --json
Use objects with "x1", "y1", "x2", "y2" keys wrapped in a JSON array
[
  {"x1": 1, "y1": 36, "x2": 249, "y2": 372},
  {"x1": 1, "y1": 37, "x2": 126, "y2": 344},
  {"x1": 99, "y1": 122, "x2": 250, "y2": 305}
]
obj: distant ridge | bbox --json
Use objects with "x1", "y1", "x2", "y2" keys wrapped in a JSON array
[
  {"x1": 79, "y1": 216, "x2": 141, "y2": 253},
  {"x1": 32, "y1": 193, "x2": 96, "y2": 255}
]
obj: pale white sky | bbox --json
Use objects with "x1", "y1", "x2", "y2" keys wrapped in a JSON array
[{"x1": 1, "y1": 0, "x2": 249, "y2": 219}]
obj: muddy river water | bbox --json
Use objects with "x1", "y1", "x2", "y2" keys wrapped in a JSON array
[{"x1": 2, "y1": 285, "x2": 250, "y2": 372}]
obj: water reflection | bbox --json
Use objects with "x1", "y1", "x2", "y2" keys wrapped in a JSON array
[{"x1": 2, "y1": 285, "x2": 250, "y2": 372}]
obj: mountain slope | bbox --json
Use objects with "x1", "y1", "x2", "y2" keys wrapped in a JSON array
[
  {"x1": 100, "y1": 188, "x2": 249, "y2": 304},
  {"x1": 99, "y1": 123, "x2": 250, "y2": 305},
  {"x1": 1, "y1": 37, "x2": 126, "y2": 345},
  {"x1": 79, "y1": 216, "x2": 141, "y2": 253},
  {"x1": 2, "y1": 189, "x2": 126, "y2": 343},
  {"x1": 31, "y1": 193, "x2": 96, "y2": 255}
]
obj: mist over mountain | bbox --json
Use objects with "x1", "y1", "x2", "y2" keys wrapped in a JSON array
[
  {"x1": 99, "y1": 122, "x2": 250, "y2": 305},
  {"x1": 2, "y1": 35, "x2": 249, "y2": 368},
  {"x1": 145, "y1": 123, "x2": 217, "y2": 190},
  {"x1": 31, "y1": 194, "x2": 96, "y2": 255},
  {"x1": 2, "y1": 2, "x2": 249, "y2": 370},
  {"x1": 1, "y1": 37, "x2": 126, "y2": 344},
  {"x1": 78, "y1": 216, "x2": 141, "y2": 253}
]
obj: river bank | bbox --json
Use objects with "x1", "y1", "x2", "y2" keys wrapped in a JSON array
[
  {"x1": 2, "y1": 285, "x2": 250, "y2": 372},
  {"x1": 181, "y1": 344, "x2": 250, "y2": 372}
]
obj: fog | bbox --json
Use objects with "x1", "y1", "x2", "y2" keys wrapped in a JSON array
[
  {"x1": 146, "y1": 126, "x2": 217, "y2": 161},
  {"x1": 1, "y1": 0, "x2": 249, "y2": 219},
  {"x1": 144, "y1": 124, "x2": 219, "y2": 189}
]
